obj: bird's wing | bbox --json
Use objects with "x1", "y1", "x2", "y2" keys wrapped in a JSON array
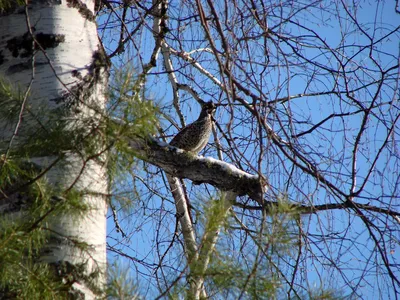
[{"x1": 169, "y1": 123, "x2": 194, "y2": 147}]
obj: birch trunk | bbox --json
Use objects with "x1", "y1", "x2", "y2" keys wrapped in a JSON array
[{"x1": 0, "y1": 1, "x2": 109, "y2": 298}]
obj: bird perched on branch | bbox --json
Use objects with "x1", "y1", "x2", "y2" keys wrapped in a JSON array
[{"x1": 170, "y1": 101, "x2": 216, "y2": 154}]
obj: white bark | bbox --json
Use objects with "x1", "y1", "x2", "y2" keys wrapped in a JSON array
[
  {"x1": 0, "y1": 1, "x2": 108, "y2": 298},
  {"x1": 166, "y1": 175, "x2": 198, "y2": 260},
  {"x1": 129, "y1": 138, "x2": 266, "y2": 203}
]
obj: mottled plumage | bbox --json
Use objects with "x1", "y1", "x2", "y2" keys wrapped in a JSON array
[{"x1": 170, "y1": 101, "x2": 216, "y2": 153}]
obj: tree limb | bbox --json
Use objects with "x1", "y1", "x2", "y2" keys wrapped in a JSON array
[{"x1": 128, "y1": 137, "x2": 266, "y2": 204}]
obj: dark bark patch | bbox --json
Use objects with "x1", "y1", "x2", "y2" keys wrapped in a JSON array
[
  {"x1": 66, "y1": 0, "x2": 95, "y2": 22},
  {"x1": 64, "y1": 48, "x2": 110, "y2": 105},
  {"x1": 6, "y1": 32, "x2": 33, "y2": 58},
  {"x1": 71, "y1": 69, "x2": 82, "y2": 79},
  {"x1": 91, "y1": 49, "x2": 110, "y2": 77},
  {"x1": 0, "y1": 50, "x2": 4, "y2": 65},
  {"x1": 6, "y1": 32, "x2": 65, "y2": 58},
  {"x1": 35, "y1": 32, "x2": 65, "y2": 49}
]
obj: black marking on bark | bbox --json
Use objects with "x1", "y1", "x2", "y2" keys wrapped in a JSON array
[
  {"x1": 91, "y1": 49, "x2": 110, "y2": 78},
  {"x1": 0, "y1": 50, "x2": 4, "y2": 65},
  {"x1": 6, "y1": 32, "x2": 32, "y2": 58},
  {"x1": 66, "y1": 0, "x2": 95, "y2": 22},
  {"x1": 63, "y1": 47, "x2": 110, "y2": 106},
  {"x1": 71, "y1": 69, "x2": 82, "y2": 80},
  {"x1": 35, "y1": 32, "x2": 65, "y2": 49},
  {"x1": 6, "y1": 32, "x2": 65, "y2": 58}
]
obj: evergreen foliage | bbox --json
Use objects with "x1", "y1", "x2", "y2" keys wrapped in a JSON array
[{"x1": 0, "y1": 67, "x2": 159, "y2": 297}]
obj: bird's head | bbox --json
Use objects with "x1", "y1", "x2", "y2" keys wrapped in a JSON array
[{"x1": 201, "y1": 101, "x2": 216, "y2": 116}]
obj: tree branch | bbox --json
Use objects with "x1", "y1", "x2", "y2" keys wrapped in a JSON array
[{"x1": 128, "y1": 137, "x2": 266, "y2": 204}]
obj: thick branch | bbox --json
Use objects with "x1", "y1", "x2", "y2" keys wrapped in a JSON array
[
  {"x1": 166, "y1": 175, "x2": 198, "y2": 259},
  {"x1": 128, "y1": 137, "x2": 266, "y2": 204}
]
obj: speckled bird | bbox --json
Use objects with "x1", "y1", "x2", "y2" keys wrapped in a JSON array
[{"x1": 170, "y1": 101, "x2": 216, "y2": 154}]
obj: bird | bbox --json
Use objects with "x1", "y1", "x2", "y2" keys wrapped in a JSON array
[{"x1": 170, "y1": 101, "x2": 216, "y2": 154}]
